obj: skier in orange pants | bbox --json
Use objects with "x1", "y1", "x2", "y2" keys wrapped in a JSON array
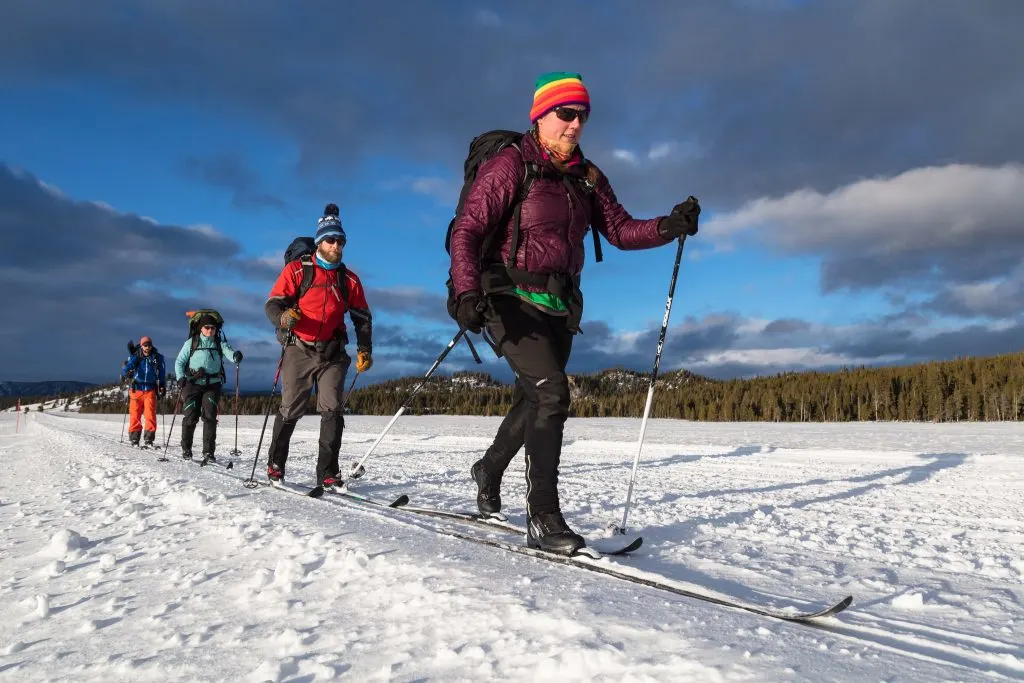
[{"x1": 121, "y1": 336, "x2": 167, "y2": 447}]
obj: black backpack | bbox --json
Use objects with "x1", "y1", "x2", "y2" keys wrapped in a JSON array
[
  {"x1": 443, "y1": 130, "x2": 602, "y2": 317},
  {"x1": 284, "y1": 236, "x2": 350, "y2": 304}
]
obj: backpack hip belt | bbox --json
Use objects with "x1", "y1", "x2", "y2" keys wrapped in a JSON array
[{"x1": 480, "y1": 264, "x2": 584, "y2": 333}]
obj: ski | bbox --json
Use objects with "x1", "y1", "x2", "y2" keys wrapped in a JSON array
[
  {"x1": 307, "y1": 489, "x2": 848, "y2": 621},
  {"x1": 327, "y1": 487, "x2": 410, "y2": 509},
  {"x1": 265, "y1": 479, "x2": 406, "y2": 505},
  {"x1": 199, "y1": 457, "x2": 234, "y2": 470},
  {"x1": 269, "y1": 479, "x2": 325, "y2": 498},
  {"x1": 403, "y1": 522, "x2": 851, "y2": 622},
  {"x1": 384, "y1": 501, "x2": 643, "y2": 556}
]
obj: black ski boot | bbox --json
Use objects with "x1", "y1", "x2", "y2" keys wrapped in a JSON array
[
  {"x1": 202, "y1": 452, "x2": 216, "y2": 463},
  {"x1": 128, "y1": 432, "x2": 141, "y2": 447},
  {"x1": 182, "y1": 448, "x2": 193, "y2": 461},
  {"x1": 527, "y1": 511, "x2": 585, "y2": 556},
  {"x1": 143, "y1": 430, "x2": 156, "y2": 447},
  {"x1": 470, "y1": 460, "x2": 502, "y2": 516}
]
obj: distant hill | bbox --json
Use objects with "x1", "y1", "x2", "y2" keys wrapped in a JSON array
[
  {"x1": 0, "y1": 380, "x2": 97, "y2": 398},
  {"x1": 29, "y1": 350, "x2": 1024, "y2": 422}
]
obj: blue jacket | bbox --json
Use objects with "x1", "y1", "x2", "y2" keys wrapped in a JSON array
[
  {"x1": 175, "y1": 333, "x2": 238, "y2": 385},
  {"x1": 122, "y1": 350, "x2": 167, "y2": 391}
]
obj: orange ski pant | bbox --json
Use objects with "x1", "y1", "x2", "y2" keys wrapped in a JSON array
[{"x1": 128, "y1": 388, "x2": 158, "y2": 433}]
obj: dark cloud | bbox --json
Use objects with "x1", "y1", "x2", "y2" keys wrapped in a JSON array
[
  {"x1": 0, "y1": 163, "x2": 270, "y2": 382},
  {"x1": 763, "y1": 319, "x2": 811, "y2": 335},
  {"x1": 922, "y1": 276, "x2": 1024, "y2": 320},
  {"x1": 178, "y1": 154, "x2": 288, "y2": 211},
  {"x1": 366, "y1": 287, "x2": 451, "y2": 323},
  {"x1": 2, "y1": 1, "x2": 1021, "y2": 213}
]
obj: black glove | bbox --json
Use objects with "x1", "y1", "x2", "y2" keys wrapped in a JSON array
[
  {"x1": 456, "y1": 291, "x2": 486, "y2": 334},
  {"x1": 158, "y1": 386, "x2": 167, "y2": 399},
  {"x1": 658, "y1": 196, "x2": 700, "y2": 239},
  {"x1": 233, "y1": 351, "x2": 243, "y2": 364},
  {"x1": 176, "y1": 378, "x2": 188, "y2": 391}
]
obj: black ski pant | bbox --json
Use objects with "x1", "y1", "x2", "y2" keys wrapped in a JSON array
[
  {"x1": 477, "y1": 295, "x2": 573, "y2": 516},
  {"x1": 267, "y1": 341, "x2": 350, "y2": 483},
  {"x1": 181, "y1": 381, "x2": 222, "y2": 456}
]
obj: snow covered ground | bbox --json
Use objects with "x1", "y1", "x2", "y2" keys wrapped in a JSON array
[{"x1": 1, "y1": 411, "x2": 1021, "y2": 682}]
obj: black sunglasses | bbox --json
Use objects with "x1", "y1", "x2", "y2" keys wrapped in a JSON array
[
  {"x1": 321, "y1": 236, "x2": 345, "y2": 246},
  {"x1": 554, "y1": 107, "x2": 588, "y2": 124}
]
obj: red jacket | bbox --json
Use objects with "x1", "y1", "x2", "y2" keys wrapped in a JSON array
[{"x1": 265, "y1": 261, "x2": 373, "y2": 350}]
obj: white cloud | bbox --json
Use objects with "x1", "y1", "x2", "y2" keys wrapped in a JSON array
[
  {"x1": 187, "y1": 223, "x2": 223, "y2": 238},
  {"x1": 700, "y1": 163, "x2": 1024, "y2": 300},
  {"x1": 610, "y1": 142, "x2": 694, "y2": 166},
  {"x1": 612, "y1": 149, "x2": 639, "y2": 165},
  {"x1": 704, "y1": 163, "x2": 1024, "y2": 250},
  {"x1": 687, "y1": 347, "x2": 902, "y2": 372},
  {"x1": 647, "y1": 143, "x2": 675, "y2": 161},
  {"x1": 381, "y1": 175, "x2": 460, "y2": 205}
]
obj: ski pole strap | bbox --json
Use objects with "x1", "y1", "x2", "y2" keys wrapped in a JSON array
[{"x1": 464, "y1": 334, "x2": 483, "y2": 364}]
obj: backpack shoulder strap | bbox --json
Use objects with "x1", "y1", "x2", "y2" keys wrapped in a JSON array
[
  {"x1": 580, "y1": 161, "x2": 603, "y2": 263},
  {"x1": 553, "y1": 161, "x2": 604, "y2": 265},
  {"x1": 503, "y1": 151, "x2": 538, "y2": 269},
  {"x1": 336, "y1": 264, "x2": 350, "y2": 305},
  {"x1": 297, "y1": 254, "x2": 316, "y2": 300},
  {"x1": 214, "y1": 331, "x2": 225, "y2": 381},
  {"x1": 185, "y1": 335, "x2": 200, "y2": 375}
]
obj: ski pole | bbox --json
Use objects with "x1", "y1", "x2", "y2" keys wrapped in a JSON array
[
  {"x1": 119, "y1": 382, "x2": 131, "y2": 443},
  {"x1": 348, "y1": 328, "x2": 467, "y2": 480},
  {"x1": 160, "y1": 393, "x2": 183, "y2": 460},
  {"x1": 340, "y1": 370, "x2": 361, "y2": 412},
  {"x1": 243, "y1": 343, "x2": 288, "y2": 488},
  {"x1": 119, "y1": 340, "x2": 137, "y2": 443},
  {"x1": 230, "y1": 363, "x2": 241, "y2": 456},
  {"x1": 159, "y1": 391, "x2": 166, "y2": 449},
  {"x1": 614, "y1": 203, "x2": 695, "y2": 535}
]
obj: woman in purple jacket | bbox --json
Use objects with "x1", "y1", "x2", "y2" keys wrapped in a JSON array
[{"x1": 448, "y1": 71, "x2": 700, "y2": 555}]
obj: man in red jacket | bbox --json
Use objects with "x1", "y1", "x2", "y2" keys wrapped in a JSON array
[{"x1": 264, "y1": 203, "x2": 373, "y2": 488}]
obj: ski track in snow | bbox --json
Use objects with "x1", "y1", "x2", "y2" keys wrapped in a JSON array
[{"x1": 0, "y1": 412, "x2": 1021, "y2": 682}]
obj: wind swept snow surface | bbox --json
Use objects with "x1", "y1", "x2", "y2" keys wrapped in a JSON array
[{"x1": 0, "y1": 413, "x2": 1021, "y2": 681}]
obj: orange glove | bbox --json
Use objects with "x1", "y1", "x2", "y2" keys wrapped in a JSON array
[
  {"x1": 280, "y1": 309, "x2": 301, "y2": 330},
  {"x1": 356, "y1": 350, "x2": 373, "y2": 373}
]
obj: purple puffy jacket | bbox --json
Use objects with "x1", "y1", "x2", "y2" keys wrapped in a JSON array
[{"x1": 449, "y1": 133, "x2": 669, "y2": 298}]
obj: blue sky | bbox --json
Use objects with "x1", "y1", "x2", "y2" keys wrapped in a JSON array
[{"x1": 2, "y1": 1, "x2": 1023, "y2": 387}]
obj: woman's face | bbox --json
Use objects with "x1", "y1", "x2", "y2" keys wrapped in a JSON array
[{"x1": 536, "y1": 105, "x2": 588, "y2": 146}]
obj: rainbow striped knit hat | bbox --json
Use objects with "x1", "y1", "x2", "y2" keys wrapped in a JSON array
[{"x1": 530, "y1": 71, "x2": 591, "y2": 123}]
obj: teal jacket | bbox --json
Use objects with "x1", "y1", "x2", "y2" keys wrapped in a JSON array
[{"x1": 174, "y1": 334, "x2": 238, "y2": 385}]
